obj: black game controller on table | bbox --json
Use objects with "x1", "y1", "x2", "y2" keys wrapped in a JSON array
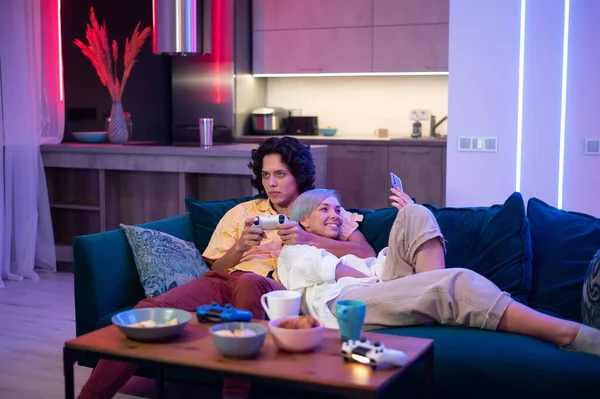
[
  {"x1": 253, "y1": 214, "x2": 289, "y2": 230},
  {"x1": 196, "y1": 302, "x2": 253, "y2": 323}
]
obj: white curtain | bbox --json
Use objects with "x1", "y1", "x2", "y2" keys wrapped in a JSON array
[{"x1": 0, "y1": 0, "x2": 64, "y2": 287}]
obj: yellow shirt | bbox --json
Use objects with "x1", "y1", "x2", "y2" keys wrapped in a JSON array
[{"x1": 202, "y1": 198, "x2": 363, "y2": 278}]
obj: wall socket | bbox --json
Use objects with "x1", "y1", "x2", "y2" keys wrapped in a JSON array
[{"x1": 410, "y1": 109, "x2": 431, "y2": 121}]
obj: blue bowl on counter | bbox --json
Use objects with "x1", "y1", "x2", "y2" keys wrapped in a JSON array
[
  {"x1": 319, "y1": 128, "x2": 338, "y2": 137},
  {"x1": 72, "y1": 131, "x2": 108, "y2": 143},
  {"x1": 111, "y1": 308, "x2": 192, "y2": 342}
]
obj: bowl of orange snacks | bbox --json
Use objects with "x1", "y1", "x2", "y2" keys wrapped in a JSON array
[{"x1": 268, "y1": 315, "x2": 324, "y2": 352}]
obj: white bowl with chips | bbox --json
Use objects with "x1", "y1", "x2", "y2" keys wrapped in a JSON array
[
  {"x1": 111, "y1": 308, "x2": 192, "y2": 342},
  {"x1": 268, "y1": 315, "x2": 324, "y2": 353}
]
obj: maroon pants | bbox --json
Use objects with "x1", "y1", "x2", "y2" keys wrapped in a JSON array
[{"x1": 77, "y1": 271, "x2": 285, "y2": 399}]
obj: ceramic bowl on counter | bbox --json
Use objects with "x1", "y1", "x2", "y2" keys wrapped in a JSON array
[
  {"x1": 319, "y1": 127, "x2": 338, "y2": 137},
  {"x1": 72, "y1": 131, "x2": 108, "y2": 143}
]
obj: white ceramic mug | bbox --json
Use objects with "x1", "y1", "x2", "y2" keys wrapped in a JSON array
[{"x1": 260, "y1": 290, "x2": 301, "y2": 320}]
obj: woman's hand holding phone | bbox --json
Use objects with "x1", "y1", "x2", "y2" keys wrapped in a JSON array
[{"x1": 389, "y1": 187, "x2": 414, "y2": 210}]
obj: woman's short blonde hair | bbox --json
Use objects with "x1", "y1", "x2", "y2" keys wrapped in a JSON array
[{"x1": 290, "y1": 188, "x2": 340, "y2": 225}]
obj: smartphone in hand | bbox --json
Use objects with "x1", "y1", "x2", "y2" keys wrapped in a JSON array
[{"x1": 390, "y1": 172, "x2": 403, "y2": 191}]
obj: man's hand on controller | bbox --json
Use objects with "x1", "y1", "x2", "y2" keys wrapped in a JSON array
[
  {"x1": 235, "y1": 217, "x2": 267, "y2": 252},
  {"x1": 277, "y1": 221, "x2": 312, "y2": 245}
]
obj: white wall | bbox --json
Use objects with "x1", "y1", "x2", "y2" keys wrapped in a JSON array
[
  {"x1": 447, "y1": 0, "x2": 600, "y2": 217},
  {"x1": 562, "y1": 0, "x2": 600, "y2": 216},
  {"x1": 265, "y1": 75, "x2": 448, "y2": 137},
  {"x1": 446, "y1": 0, "x2": 521, "y2": 207}
]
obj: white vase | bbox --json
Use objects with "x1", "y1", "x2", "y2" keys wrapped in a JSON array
[{"x1": 108, "y1": 100, "x2": 128, "y2": 144}]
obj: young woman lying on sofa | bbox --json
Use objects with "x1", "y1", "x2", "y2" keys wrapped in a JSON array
[{"x1": 277, "y1": 188, "x2": 600, "y2": 358}]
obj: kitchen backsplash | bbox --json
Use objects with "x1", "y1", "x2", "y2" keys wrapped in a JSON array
[{"x1": 265, "y1": 75, "x2": 448, "y2": 138}]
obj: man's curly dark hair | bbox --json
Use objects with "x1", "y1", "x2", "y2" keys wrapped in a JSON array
[{"x1": 248, "y1": 136, "x2": 315, "y2": 196}]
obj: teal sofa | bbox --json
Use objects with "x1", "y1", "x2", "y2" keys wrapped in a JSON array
[{"x1": 73, "y1": 193, "x2": 600, "y2": 398}]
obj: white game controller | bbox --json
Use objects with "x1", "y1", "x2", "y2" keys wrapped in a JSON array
[
  {"x1": 341, "y1": 338, "x2": 409, "y2": 370},
  {"x1": 254, "y1": 214, "x2": 289, "y2": 230}
]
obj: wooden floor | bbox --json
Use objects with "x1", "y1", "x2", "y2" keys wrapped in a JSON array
[
  {"x1": 0, "y1": 272, "x2": 192, "y2": 399},
  {"x1": 0, "y1": 272, "x2": 94, "y2": 399}
]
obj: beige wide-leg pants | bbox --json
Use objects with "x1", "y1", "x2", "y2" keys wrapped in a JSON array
[{"x1": 332, "y1": 204, "x2": 514, "y2": 331}]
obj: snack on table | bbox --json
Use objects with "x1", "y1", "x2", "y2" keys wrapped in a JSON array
[
  {"x1": 214, "y1": 328, "x2": 257, "y2": 337},
  {"x1": 277, "y1": 315, "x2": 320, "y2": 329},
  {"x1": 130, "y1": 318, "x2": 178, "y2": 328}
]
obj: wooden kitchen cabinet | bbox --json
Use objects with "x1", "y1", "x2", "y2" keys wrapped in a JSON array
[
  {"x1": 373, "y1": 24, "x2": 449, "y2": 72},
  {"x1": 253, "y1": 0, "x2": 373, "y2": 31},
  {"x1": 253, "y1": 27, "x2": 373, "y2": 74},
  {"x1": 327, "y1": 145, "x2": 390, "y2": 210},
  {"x1": 389, "y1": 146, "x2": 445, "y2": 207},
  {"x1": 373, "y1": 0, "x2": 449, "y2": 25},
  {"x1": 237, "y1": 136, "x2": 447, "y2": 209}
]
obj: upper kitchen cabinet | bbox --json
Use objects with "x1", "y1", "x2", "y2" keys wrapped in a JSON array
[
  {"x1": 373, "y1": 24, "x2": 449, "y2": 72},
  {"x1": 252, "y1": 0, "x2": 449, "y2": 74},
  {"x1": 253, "y1": 0, "x2": 373, "y2": 31},
  {"x1": 372, "y1": 0, "x2": 449, "y2": 72},
  {"x1": 373, "y1": 0, "x2": 449, "y2": 25},
  {"x1": 253, "y1": 28, "x2": 372, "y2": 74}
]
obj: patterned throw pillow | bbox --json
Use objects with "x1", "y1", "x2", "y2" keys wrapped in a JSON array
[
  {"x1": 582, "y1": 249, "x2": 600, "y2": 328},
  {"x1": 120, "y1": 224, "x2": 209, "y2": 298}
]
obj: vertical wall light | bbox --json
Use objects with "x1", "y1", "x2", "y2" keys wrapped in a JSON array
[
  {"x1": 557, "y1": 0, "x2": 570, "y2": 209},
  {"x1": 515, "y1": 0, "x2": 526, "y2": 192},
  {"x1": 58, "y1": 0, "x2": 63, "y2": 101}
]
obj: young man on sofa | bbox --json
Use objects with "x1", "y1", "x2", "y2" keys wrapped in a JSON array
[{"x1": 77, "y1": 136, "x2": 376, "y2": 399}]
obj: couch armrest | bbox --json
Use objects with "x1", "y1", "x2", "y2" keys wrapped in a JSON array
[{"x1": 73, "y1": 213, "x2": 196, "y2": 337}]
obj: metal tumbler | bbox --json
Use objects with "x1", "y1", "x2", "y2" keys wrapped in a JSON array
[{"x1": 199, "y1": 118, "x2": 214, "y2": 147}]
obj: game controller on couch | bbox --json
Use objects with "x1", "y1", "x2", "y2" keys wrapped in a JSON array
[
  {"x1": 254, "y1": 214, "x2": 289, "y2": 230},
  {"x1": 196, "y1": 302, "x2": 253, "y2": 323},
  {"x1": 341, "y1": 338, "x2": 408, "y2": 369}
]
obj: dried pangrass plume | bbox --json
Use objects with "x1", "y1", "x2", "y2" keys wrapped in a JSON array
[{"x1": 74, "y1": 7, "x2": 151, "y2": 101}]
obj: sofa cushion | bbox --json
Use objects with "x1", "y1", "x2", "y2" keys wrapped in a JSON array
[
  {"x1": 185, "y1": 195, "x2": 261, "y2": 252},
  {"x1": 423, "y1": 192, "x2": 532, "y2": 302},
  {"x1": 528, "y1": 198, "x2": 600, "y2": 322},
  {"x1": 378, "y1": 325, "x2": 600, "y2": 399},
  {"x1": 582, "y1": 249, "x2": 600, "y2": 328},
  {"x1": 121, "y1": 224, "x2": 209, "y2": 298}
]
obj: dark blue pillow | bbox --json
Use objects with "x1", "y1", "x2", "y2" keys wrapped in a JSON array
[
  {"x1": 422, "y1": 192, "x2": 532, "y2": 303},
  {"x1": 349, "y1": 207, "x2": 398, "y2": 254},
  {"x1": 528, "y1": 198, "x2": 600, "y2": 322},
  {"x1": 582, "y1": 249, "x2": 600, "y2": 328},
  {"x1": 185, "y1": 195, "x2": 261, "y2": 252}
]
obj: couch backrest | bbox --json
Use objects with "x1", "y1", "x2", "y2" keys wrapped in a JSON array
[{"x1": 527, "y1": 198, "x2": 600, "y2": 322}]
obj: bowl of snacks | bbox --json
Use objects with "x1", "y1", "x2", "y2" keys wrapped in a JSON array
[
  {"x1": 111, "y1": 308, "x2": 192, "y2": 342},
  {"x1": 210, "y1": 322, "x2": 268, "y2": 359},
  {"x1": 268, "y1": 315, "x2": 324, "y2": 353},
  {"x1": 319, "y1": 126, "x2": 338, "y2": 137}
]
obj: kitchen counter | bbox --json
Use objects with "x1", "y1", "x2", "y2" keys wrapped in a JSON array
[
  {"x1": 40, "y1": 143, "x2": 328, "y2": 176},
  {"x1": 235, "y1": 135, "x2": 447, "y2": 147},
  {"x1": 42, "y1": 142, "x2": 329, "y2": 263}
]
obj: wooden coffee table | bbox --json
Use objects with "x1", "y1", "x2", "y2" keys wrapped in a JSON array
[{"x1": 64, "y1": 316, "x2": 433, "y2": 399}]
